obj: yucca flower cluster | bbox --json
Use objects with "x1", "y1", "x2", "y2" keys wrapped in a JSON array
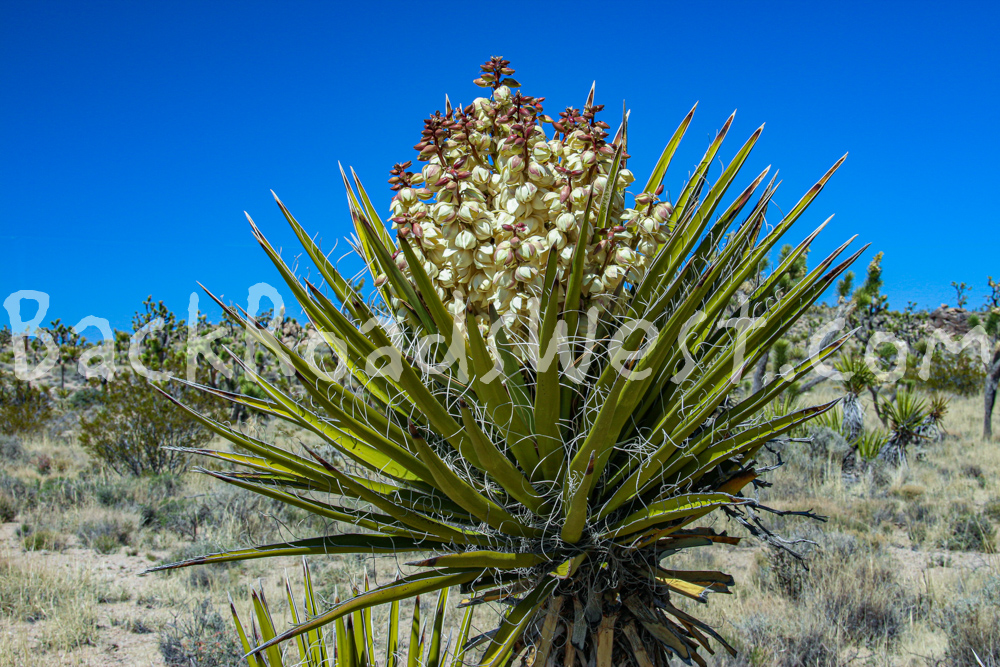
[{"x1": 384, "y1": 57, "x2": 669, "y2": 337}]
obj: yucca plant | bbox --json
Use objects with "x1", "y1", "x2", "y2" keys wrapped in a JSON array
[
  {"x1": 231, "y1": 558, "x2": 474, "y2": 667},
  {"x1": 879, "y1": 389, "x2": 929, "y2": 466},
  {"x1": 833, "y1": 354, "x2": 876, "y2": 444},
  {"x1": 149, "y1": 57, "x2": 862, "y2": 665},
  {"x1": 855, "y1": 429, "x2": 890, "y2": 462}
]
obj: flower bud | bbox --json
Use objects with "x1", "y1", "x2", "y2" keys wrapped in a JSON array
[
  {"x1": 471, "y1": 165, "x2": 491, "y2": 186},
  {"x1": 398, "y1": 188, "x2": 417, "y2": 205},
  {"x1": 638, "y1": 238, "x2": 658, "y2": 257},
  {"x1": 634, "y1": 192, "x2": 653, "y2": 207},
  {"x1": 423, "y1": 164, "x2": 443, "y2": 184},
  {"x1": 515, "y1": 241, "x2": 537, "y2": 261},
  {"x1": 555, "y1": 211, "x2": 576, "y2": 232},
  {"x1": 514, "y1": 265, "x2": 538, "y2": 282},
  {"x1": 494, "y1": 244, "x2": 514, "y2": 266},
  {"x1": 653, "y1": 203, "x2": 673, "y2": 223},
  {"x1": 546, "y1": 228, "x2": 567, "y2": 250},
  {"x1": 508, "y1": 155, "x2": 525, "y2": 173},
  {"x1": 515, "y1": 182, "x2": 537, "y2": 204},
  {"x1": 474, "y1": 244, "x2": 494, "y2": 268},
  {"x1": 432, "y1": 202, "x2": 457, "y2": 223},
  {"x1": 581, "y1": 150, "x2": 597, "y2": 167},
  {"x1": 639, "y1": 216, "x2": 658, "y2": 235},
  {"x1": 470, "y1": 272, "x2": 492, "y2": 293},
  {"x1": 615, "y1": 247, "x2": 637, "y2": 265},
  {"x1": 455, "y1": 229, "x2": 477, "y2": 250},
  {"x1": 531, "y1": 142, "x2": 552, "y2": 162},
  {"x1": 458, "y1": 202, "x2": 481, "y2": 222}
]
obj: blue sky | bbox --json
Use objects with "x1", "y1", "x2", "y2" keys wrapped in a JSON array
[{"x1": 2, "y1": 1, "x2": 998, "y2": 333}]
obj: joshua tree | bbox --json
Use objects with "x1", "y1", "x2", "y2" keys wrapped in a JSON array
[
  {"x1": 951, "y1": 280, "x2": 972, "y2": 309},
  {"x1": 150, "y1": 58, "x2": 861, "y2": 665},
  {"x1": 48, "y1": 318, "x2": 81, "y2": 391},
  {"x1": 970, "y1": 276, "x2": 1000, "y2": 440}
]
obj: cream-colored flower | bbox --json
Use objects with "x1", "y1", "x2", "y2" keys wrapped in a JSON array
[{"x1": 455, "y1": 229, "x2": 477, "y2": 250}]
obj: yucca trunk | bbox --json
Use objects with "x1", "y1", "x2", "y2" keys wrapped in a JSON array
[{"x1": 148, "y1": 58, "x2": 861, "y2": 666}]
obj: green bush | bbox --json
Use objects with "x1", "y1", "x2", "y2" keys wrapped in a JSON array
[
  {"x1": 22, "y1": 529, "x2": 67, "y2": 552},
  {"x1": 79, "y1": 372, "x2": 223, "y2": 476},
  {"x1": 0, "y1": 371, "x2": 53, "y2": 436},
  {"x1": 68, "y1": 387, "x2": 104, "y2": 410},
  {"x1": 912, "y1": 349, "x2": 986, "y2": 397}
]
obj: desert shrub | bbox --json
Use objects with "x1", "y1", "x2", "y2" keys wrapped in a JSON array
[
  {"x1": 141, "y1": 497, "x2": 213, "y2": 540},
  {"x1": 760, "y1": 548, "x2": 807, "y2": 600},
  {"x1": 78, "y1": 371, "x2": 223, "y2": 476},
  {"x1": 77, "y1": 516, "x2": 134, "y2": 554},
  {"x1": 0, "y1": 370, "x2": 53, "y2": 436},
  {"x1": 913, "y1": 348, "x2": 987, "y2": 397},
  {"x1": 939, "y1": 575, "x2": 1000, "y2": 666},
  {"x1": 33, "y1": 471, "x2": 181, "y2": 511},
  {"x1": 940, "y1": 506, "x2": 996, "y2": 552},
  {"x1": 67, "y1": 386, "x2": 104, "y2": 410},
  {"x1": 0, "y1": 472, "x2": 36, "y2": 513},
  {"x1": 36, "y1": 476, "x2": 96, "y2": 508},
  {"x1": 21, "y1": 527, "x2": 67, "y2": 551},
  {"x1": 0, "y1": 492, "x2": 16, "y2": 522},
  {"x1": 0, "y1": 435, "x2": 23, "y2": 462},
  {"x1": 33, "y1": 453, "x2": 52, "y2": 475},
  {"x1": 755, "y1": 534, "x2": 915, "y2": 649},
  {"x1": 159, "y1": 599, "x2": 244, "y2": 667},
  {"x1": 721, "y1": 613, "x2": 842, "y2": 667},
  {"x1": 984, "y1": 498, "x2": 1000, "y2": 523},
  {"x1": 92, "y1": 476, "x2": 138, "y2": 507},
  {"x1": 819, "y1": 556, "x2": 910, "y2": 644}
]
